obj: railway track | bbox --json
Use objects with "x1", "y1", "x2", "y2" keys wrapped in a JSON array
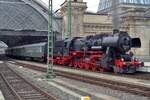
[
  {"x1": 15, "y1": 62, "x2": 150, "y2": 97},
  {"x1": 0, "y1": 63, "x2": 56, "y2": 100},
  {"x1": 14, "y1": 60, "x2": 150, "y2": 80},
  {"x1": 55, "y1": 65, "x2": 150, "y2": 80}
]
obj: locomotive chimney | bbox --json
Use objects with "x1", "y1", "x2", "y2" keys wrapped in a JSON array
[{"x1": 113, "y1": 29, "x2": 119, "y2": 34}]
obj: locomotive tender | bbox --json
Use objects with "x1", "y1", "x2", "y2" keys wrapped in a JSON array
[{"x1": 6, "y1": 31, "x2": 144, "y2": 73}]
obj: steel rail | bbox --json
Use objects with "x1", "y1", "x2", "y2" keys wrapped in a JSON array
[
  {"x1": 0, "y1": 73, "x2": 22, "y2": 100},
  {"x1": 0, "y1": 64, "x2": 57, "y2": 100},
  {"x1": 15, "y1": 62, "x2": 150, "y2": 97},
  {"x1": 8, "y1": 66, "x2": 57, "y2": 100}
]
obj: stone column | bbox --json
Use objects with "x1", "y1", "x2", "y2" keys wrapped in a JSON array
[
  {"x1": 127, "y1": 9, "x2": 150, "y2": 56},
  {"x1": 60, "y1": 0, "x2": 87, "y2": 37},
  {"x1": 120, "y1": 8, "x2": 150, "y2": 57}
]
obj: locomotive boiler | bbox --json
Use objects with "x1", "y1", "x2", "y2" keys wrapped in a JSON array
[{"x1": 53, "y1": 31, "x2": 143, "y2": 73}]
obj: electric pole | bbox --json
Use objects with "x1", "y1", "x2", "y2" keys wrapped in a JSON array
[{"x1": 46, "y1": 0, "x2": 55, "y2": 79}]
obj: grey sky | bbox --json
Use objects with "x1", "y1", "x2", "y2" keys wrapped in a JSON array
[{"x1": 41, "y1": 0, "x2": 99, "y2": 12}]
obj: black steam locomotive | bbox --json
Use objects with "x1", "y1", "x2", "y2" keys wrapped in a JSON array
[
  {"x1": 53, "y1": 31, "x2": 143, "y2": 73},
  {"x1": 6, "y1": 31, "x2": 144, "y2": 73}
]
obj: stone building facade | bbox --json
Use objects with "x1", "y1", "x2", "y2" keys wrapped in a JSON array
[
  {"x1": 120, "y1": 8, "x2": 150, "y2": 57},
  {"x1": 60, "y1": 0, "x2": 150, "y2": 58},
  {"x1": 60, "y1": 0, "x2": 87, "y2": 37},
  {"x1": 83, "y1": 12, "x2": 128, "y2": 36}
]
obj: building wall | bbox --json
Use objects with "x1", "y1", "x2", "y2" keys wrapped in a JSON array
[
  {"x1": 84, "y1": 14, "x2": 112, "y2": 24},
  {"x1": 129, "y1": 20, "x2": 149, "y2": 56},
  {"x1": 82, "y1": 9, "x2": 150, "y2": 58},
  {"x1": 60, "y1": 1, "x2": 87, "y2": 38},
  {"x1": 82, "y1": 13, "x2": 150, "y2": 57},
  {"x1": 60, "y1": 0, "x2": 150, "y2": 57},
  {"x1": 83, "y1": 13, "x2": 128, "y2": 36},
  {"x1": 83, "y1": 14, "x2": 112, "y2": 36},
  {"x1": 119, "y1": 8, "x2": 150, "y2": 57}
]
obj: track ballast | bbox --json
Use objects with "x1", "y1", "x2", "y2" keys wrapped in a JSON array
[{"x1": 0, "y1": 63, "x2": 56, "y2": 100}]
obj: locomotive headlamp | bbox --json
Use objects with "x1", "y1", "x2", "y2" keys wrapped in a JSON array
[{"x1": 121, "y1": 58, "x2": 124, "y2": 61}]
